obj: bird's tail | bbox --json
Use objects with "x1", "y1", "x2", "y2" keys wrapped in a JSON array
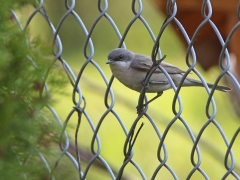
[
  {"x1": 206, "y1": 83, "x2": 231, "y2": 92},
  {"x1": 185, "y1": 77, "x2": 231, "y2": 92}
]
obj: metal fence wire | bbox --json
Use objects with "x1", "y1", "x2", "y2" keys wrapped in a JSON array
[{"x1": 10, "y1": 0, "x2": 240, "y2": 179}]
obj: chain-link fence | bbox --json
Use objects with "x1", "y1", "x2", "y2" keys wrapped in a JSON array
[{"x1": 9, "y1": 0, "x2": 240, "y2": 179}]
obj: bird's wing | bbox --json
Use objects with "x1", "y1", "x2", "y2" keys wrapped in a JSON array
[
  {"x1": 149, "y1": 80, "x2": 169, "y2": 84},
  {"x1": 161, "y1": 62, "x2": 186, "y2": 74},
  {"x1": 131, "y1": 54, "x2": 185, "y2": 74}
]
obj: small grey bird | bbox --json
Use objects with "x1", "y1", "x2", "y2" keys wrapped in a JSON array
[{"x1": 106, "y1": 48, "x2": 231, "y2": 94}]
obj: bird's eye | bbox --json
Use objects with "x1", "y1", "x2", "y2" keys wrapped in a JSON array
[{"x1": 119, "y1": 55, "x2": 123, "y2": 60}]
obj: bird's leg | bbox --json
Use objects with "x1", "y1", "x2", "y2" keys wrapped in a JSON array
[
  {"x1": 137, "y1": 82, "x2": 163, "y2": 114},
  {"x1": 143, "y1": 92, "x2": 163, "y2": 106}
]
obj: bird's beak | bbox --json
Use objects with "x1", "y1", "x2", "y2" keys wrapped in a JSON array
[{"x1": 106, "y1": 59, "x2": 113, "y2": 64}]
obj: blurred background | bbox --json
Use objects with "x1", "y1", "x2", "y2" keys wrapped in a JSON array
[{"x1": 17, "y1": 0, "x2": 240, "y2": 179}]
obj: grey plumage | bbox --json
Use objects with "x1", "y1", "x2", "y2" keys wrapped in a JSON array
[{"x1": 106, "y1": 48, "x2": 231, "y2": 93}]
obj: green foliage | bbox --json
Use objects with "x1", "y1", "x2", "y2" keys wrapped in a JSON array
[{"x1": 0, "y1": 1, "x2": 65, "y2": 179}]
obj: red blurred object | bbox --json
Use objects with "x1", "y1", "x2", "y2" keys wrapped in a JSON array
[{"x1": 154, "y1": 0, "x2": 240, "y2": 73}]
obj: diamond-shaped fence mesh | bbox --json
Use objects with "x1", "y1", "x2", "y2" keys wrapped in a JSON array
[{"x1": 9, "y1": 0, "x2": 240, "y2": 179}]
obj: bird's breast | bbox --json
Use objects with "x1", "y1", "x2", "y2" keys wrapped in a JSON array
[{"x1": 110, "y1": 63, "x2": 144, "y2": 92}]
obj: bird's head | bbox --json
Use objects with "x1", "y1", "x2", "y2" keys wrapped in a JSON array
[{"x1": 106, "y1": 48, "x2": 134, "y2": 65}]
